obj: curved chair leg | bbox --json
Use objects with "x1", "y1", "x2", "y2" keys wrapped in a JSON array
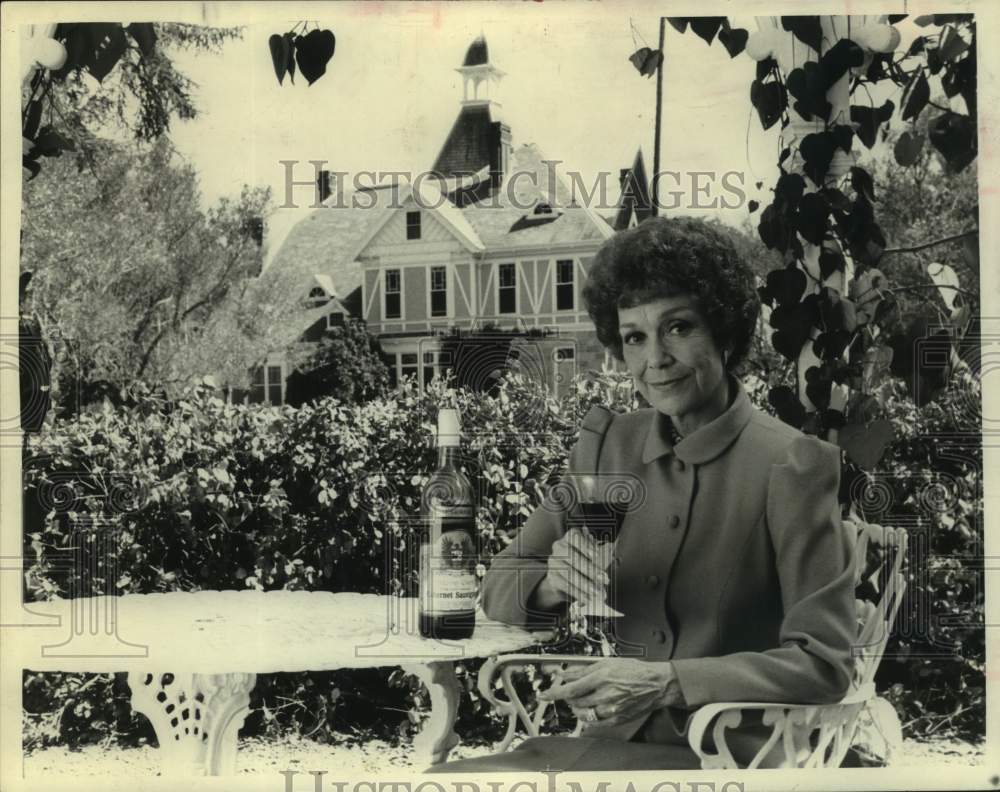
[{"x1": 403, "y1": 661, "x2": 461, "y2": 765}]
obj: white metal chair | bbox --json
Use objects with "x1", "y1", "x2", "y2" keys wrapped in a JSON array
[{"x1": 477, "y1": 517, "x2": 908, "y2": 768}]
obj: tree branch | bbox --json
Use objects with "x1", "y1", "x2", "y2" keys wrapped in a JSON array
[{"x1": 882, "y1": 229, "x2": 978, "y2": 256}]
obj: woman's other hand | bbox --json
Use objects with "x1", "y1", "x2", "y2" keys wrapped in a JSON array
[
  {"x1": 538, "y1": 659, "x2": 684, "y2": 727},
  {"x1": 532, "y1": 528, "x2": 606, "y2": 610}
]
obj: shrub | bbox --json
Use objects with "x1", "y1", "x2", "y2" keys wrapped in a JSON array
[{"x1": 21, "y1": 368, "x2": 984, "y2": 749}]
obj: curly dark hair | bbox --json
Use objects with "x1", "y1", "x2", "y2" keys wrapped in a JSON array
[{"x1": 582, "y1": 216, "x2": 760, "y2": 371}]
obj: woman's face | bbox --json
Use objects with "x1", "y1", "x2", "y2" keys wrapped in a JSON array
[{"x1": 618, "y1": 294, "x2": 730, "y2": 434}]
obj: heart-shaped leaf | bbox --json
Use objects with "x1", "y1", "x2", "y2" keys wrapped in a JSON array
[
  {"x1": 768, "y1": 385, "x2": 806, "y2": 428},
  {"x1": 781, "y1": 16, "x2": 823, "y2": 53},
  {"x1": 805, "y1": 364, "x2": 834, "y2": 410},
  {"x1": 717, "y1": 24, "x2": 748, "y2": 58},
  {"x1": 269, "y1": 33, "x2": 289, "y2": 84},
  {"x1": 850, "y1": 166, "x2": 876, "y2": 203},
  {"x1": 773, "y1": 172, "x2": 806, "y2": 211},
  {"x1": 814, "y1": 329, "x2": 853, "y2": 360},
  {"x1": 689, "y1": 18, "x2": 724, "y2": 45},
  {"x1": 800, "y1": 132, "x2": 837, "y2": 187},
  {"x1": 295, "y1": 28, "x2": 336, "y2": 86},
  {"x1": 851, "y1": 100, "x2": 894, "y2": 149},
  {"x1": 126, "y1": 23, "x2": 157, "y2": 57},
  {"x1": 819, "y1": 240, "x2": 846, "y2": 280},
  {"x1": 758, "y1": 204, "x2": 790, "y2": 251},
  {"x1": 767, "y1": 267, "x2": 807, "y2": 307},
  {"x1": 818, "y1": 38, "x2": 865, "y2": 85},
  {"x1": 85, "y1": 24, "x2": 127, "y2": 82},
  {"x1": 285, "y1": 32, "x2": 297, "y2": 83},
  {"x1": 838, "y1": 420, "x2": 894, "y2": 469},
  {"x1": 832, "y1": 124, "x2": 854, "y2": 154},
  {"x1": 796, "y1": 192, "x2": 831, "y2": 245},
  {"x1": 629, "y1": 47, "x2": 663, "y2": 78},
  {"x1": 849, "y1": 268, "x2": 885, "y2": 324},
  {"x1": 666, "y1": 18, "x2": 689, "y2": 34},
  {"x1": 901, "y1": 72, "x2": 930, "y2": 121},
  {"x1": 928, "y1": 111, "x2": 976, "y2": 172},
  {"x1": 786, "y1": 63, "x2": 832, "y2": 120},
  {"x1": 748, "y1": 199, "x2": 759, "y2": 213},
  {"x1": 750, "y1": 79, "x2": 787, "y2": 130},
  {"x1": 757, "y1": 57, "x2": 777, "y2": 81},
  {"x1": 818, "y1": 287, "x2": 858, "y2": 333},
  {"x1": 927, "y1": 261, "x2": 961, "y2": 311},
  {"x1": 894, "y1": 130, "x2": 925, "y2": 166}
]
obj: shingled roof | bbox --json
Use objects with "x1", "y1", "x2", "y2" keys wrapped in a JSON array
[{"x1": 432, "y1": 104, "x2": 502, "y2": 180}]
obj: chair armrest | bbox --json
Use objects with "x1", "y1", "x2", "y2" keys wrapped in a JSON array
[
  {"x1": 686, "y1": 683, "x2": 877, "y2": 770},
  {"x1": 477, "y1": 654, "x2": 603, "y2": 751}
]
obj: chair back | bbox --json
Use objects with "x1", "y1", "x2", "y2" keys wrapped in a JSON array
[{"x1": 847, "y1": 516, "x2": 908, "y2": 690}]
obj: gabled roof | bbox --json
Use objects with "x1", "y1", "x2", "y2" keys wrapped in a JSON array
[
  {"x1": 263, "y1": 186, "x2": 400, "y2": 304},
  {"x1": 346, "y1": 180, "x2": 485, "y2": 263},
  {"x1": 459, "y1": 143, "x2": 613, "y2": 251}
]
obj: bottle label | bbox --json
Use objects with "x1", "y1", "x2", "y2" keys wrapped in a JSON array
[{"x1": 421, "y1": 506, "x2": 477, "y2": 615}]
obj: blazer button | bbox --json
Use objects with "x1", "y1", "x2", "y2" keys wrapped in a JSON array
[
  {"x1": 645, "y1": 575, "x2": 659, "y2": 587},
  {"x1": 668, "y1": 514, "x2": 681, "y2": 529},
  {"x1": 652, "y1": 629, "x2": 667, "y2": 644}
]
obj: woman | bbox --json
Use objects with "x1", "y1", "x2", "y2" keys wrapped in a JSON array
[{"x1": 431, "y1": 216, "x2": 856, "y2": 771}]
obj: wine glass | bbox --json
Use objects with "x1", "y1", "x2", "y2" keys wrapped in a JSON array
[{"x1": 563, "y1": 474, "x2": 626, "y2": 619}]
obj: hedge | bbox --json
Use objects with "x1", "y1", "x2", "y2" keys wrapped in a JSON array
[{"x1": 21, "y1": 368, "x2": 983, "y2": 749}]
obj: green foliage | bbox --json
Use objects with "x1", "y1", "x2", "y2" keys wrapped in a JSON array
[
  {"x1": 285, "y1": 320, "x2": 391, "y2": 406},
  {"x1": 23, "y1": 23, "x2": 243, "y2": 179},
  {"x1": 21, "y1": 367, "x2": 983, "y2": 748},
  {"x1": 669, "y1": 16, "x2": 978, "y2": 459},
  {"x1": 858, "y1": 375, "x2": 984, "y2": 740},
  {"x1": 19, "y1": 137, "x2": 295, "y2": 410}
]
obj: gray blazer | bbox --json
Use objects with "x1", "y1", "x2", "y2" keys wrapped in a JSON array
[{"x1": 481, "y1": 375, "x2": 856, "y2": 743}]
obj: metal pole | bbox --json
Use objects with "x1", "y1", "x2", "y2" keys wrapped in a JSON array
[{"x1": 652, "y1": 16, "x2": 665, "y2": 217}]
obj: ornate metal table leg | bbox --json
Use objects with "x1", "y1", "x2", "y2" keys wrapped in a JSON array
[
  {"x1": 127, "y1": 671, "x2": 256, "y2": 775},
  {"x1": 403, "y1": 661, "x2": 461, "y2": 766}
]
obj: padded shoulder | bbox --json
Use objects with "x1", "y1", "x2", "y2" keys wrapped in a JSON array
[{"x1": 580, "y1": 403, "x2": 615, "y2": 435}]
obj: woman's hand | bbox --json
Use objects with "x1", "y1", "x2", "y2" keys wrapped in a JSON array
[
  {"x1": 538, "y1": 659, "x2": 684, "y2": 727},
  {"x1": 532, "y1": 528, "x2": 606, "y2": 610}
]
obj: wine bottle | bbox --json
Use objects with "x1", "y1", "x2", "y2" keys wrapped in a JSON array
[{"x1": 419, "y1": 408, "x2": 477, "y2": 639}]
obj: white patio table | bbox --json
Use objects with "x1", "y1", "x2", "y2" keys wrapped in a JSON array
[{"x1": 12, "y1": 590, "x2": 553, "y2": 775}]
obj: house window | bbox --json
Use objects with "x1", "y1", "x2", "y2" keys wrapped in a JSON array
[
  {"x1": 326, "y1": 312, "x2": 344, "y2": 330},
  {"x1": 430, "y1": 266, "x2": 447, "y2": 317},
  {"x1": 385, "y1": 269, "x2": 401, "y2": 319},
  {"x1": 306, "y1": 286, "x2": 328, "y2": 308},
  {"x1": 556, "y1": 260, "x2": 575, "y2": 311},
  {"x1": 406, "y1": 211, "x2": 421, "y2": 240},
  {"x1": 553, "y1": 346, "x2": 576, "y2": 392},
  {"x1": 250, "y1": 364, "x2": 284, "y2": 405},
  {"x1": 400, "y1": 352, "x2": 419, "y2": 383},
  {"x1": 498, "y1": 263, "x2": 516, "y2": 314}
]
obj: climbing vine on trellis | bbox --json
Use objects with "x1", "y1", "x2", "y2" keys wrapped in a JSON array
[{"x1": 644, "y1": 14, "x2": 978, "y2": 472}]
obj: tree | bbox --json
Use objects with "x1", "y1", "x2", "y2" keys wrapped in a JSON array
[
  {"x1": 284, "y1": 320, "x2": 391, "y2": 407},
  {"x1": 22, "y1": 23, "x2": 243, "y2": 179},
  {"x1": 19, "y1": 137, "x2": 288, "y2": 411}
]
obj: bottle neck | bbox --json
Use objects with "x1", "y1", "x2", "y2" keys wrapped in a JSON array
[{"x1": 437, "y1": 444, "x2": 461, "y2": 468}]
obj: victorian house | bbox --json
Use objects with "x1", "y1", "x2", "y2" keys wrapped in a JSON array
[{"x1": 259, "y1": 36, "x2": 649, "y2": 404}]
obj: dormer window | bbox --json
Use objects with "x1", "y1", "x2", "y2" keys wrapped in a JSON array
[
  {"x1": 406, "y1": 211, "x2": 421, "y2": 240},
  {"x1": 306, "y1": 287, "x2": 329, "y2": 308}
]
